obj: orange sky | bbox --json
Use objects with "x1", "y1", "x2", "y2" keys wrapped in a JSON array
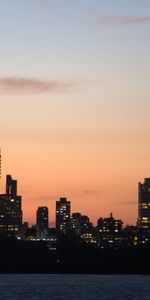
[
  {"x1": 1, "y1": 128, "x2": 148, "y2": 226},
  {"x1": 0, "y1": 1, "x2": 150, "y2": 226}
]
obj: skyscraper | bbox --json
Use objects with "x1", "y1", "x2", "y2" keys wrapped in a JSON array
[
  {"x1": 70, "y1": 212, "x2": 81, "y2": 236},
  {"x1": 56, "y1": 197, "x2": 71, "y2": 233},
  {"x1": 97, "y1": 213, "x2": 123, "y2": 235},
  {"x1": 36, "y1": 206, "x2": 49, "y2": 239},
  {"x1": 138, "y1": 178, "x2": 150, "y2": 229},
  {"x1": 97, "y1": 213, "x2": 123, "y2": 248},
  {"x1": 0, "y1": 175, "x2": 22, "y2": 234},
  {"x1": 6, "y1": 175, "x2": 17, "y2": 197}
]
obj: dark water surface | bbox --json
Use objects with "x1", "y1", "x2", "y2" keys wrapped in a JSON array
[{"x1": 0, "y1": 274, "x2": 150, "y2": 300}]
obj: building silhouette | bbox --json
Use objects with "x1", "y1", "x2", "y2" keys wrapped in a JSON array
[
  {"x1": 138, "y1": 178, "x2": 150, "y2": 229},
  {"x1": 36, "y1": 206, "x2": 49, "y2": 239},
  {"x1": 70, "y1": 212, "x2": 96, "y2": 243},
  {"x1": 56, "y1": 197, "x2": 70, "y2": 233},
  {"x1": 0, "y1": 175, "x2": 22, "y2": 234},
  {"x1": 97, "y1": 213, "x2": 123, "y2": 248},
  {"x1": 70, "y1": 212, "x2": 81, "y2": 236},
  {"x1": 97, "y1": 213, "x2": 123, "y2": 235},
  {"x1": 80, "y1": 215, "x2": 92, "y2": 233},
  {"x1": 6, "y1": 175, "x2": 17, "y2": 197}
]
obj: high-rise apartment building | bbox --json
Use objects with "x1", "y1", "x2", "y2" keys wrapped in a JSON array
[
  {"x1": 56, "y1": 197, "x2": 71, "y2": 233},
  {"x1": 80, "y1": 215, "x2": 92, "y2": 233},
  {"x1": 97, "y1": 213, "x2": 123, "y2": 248},
  {"x1": 0, "y1": 175, "x2": 22, "y2": 234},
  {"x1": 70, "y1": 212, "x2": 81, "y2": 236},
  {"x1": 70, "y1": 212, "x2": 95, "y2": 243},
  {"x1": 138, "y1": 178, "x2": 150, "y2": 229},
  {"x1": 36, "y1": 206, "x2": 49, "y2": 239},
  {"x1": 6, "y1": 175, "x2": 17, "y2": 197},
  {"x1": 97, "y1": 213, "x2": 123, "y2": 235}
]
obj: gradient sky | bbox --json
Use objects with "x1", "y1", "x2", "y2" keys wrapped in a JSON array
[{"x1": 0, "y1": 0, "x2": 150, "y2": 226}]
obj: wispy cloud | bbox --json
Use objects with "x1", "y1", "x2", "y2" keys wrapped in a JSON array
[
  {"x1": 70, "y1": 189, "x2": 102, "y2": 199},
  {"x1": 0, "y1": 77, "x2": 73, "y2": 94},
  {"x1": 94, "y1": 16, "x2": 150, "y2": 28},
  {"x1": 33, "y1": 190, "x2": 101, "y2": 202},
  {"x1": 37, "y1": 195, "x2": 57, "y2": 201},
  {"x1": 0, "y1": 77, "x2": 106, "y2": 95},
  {"x1": 114, "y1": 200, "x2": 137, "y2": 206},
  {"x1": 80, "y1": 190, "x2": 101, "y2": 197}
]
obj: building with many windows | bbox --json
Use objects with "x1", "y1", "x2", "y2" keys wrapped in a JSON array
[
  {"x1": 0, "y1": 175, "x2": 22, "y2": 234},
  {"x1": 70, "y1": 212, "x2": 81, "y2": 236},
  {"x1": 97, "y1": 213, "x2": 123, "y2": 248},
  {"x1": 138, "y1": 178, "x2": 150, "y2": 229},
  {"x1": 97, "y1": 213, "x2": 123, "y2": 235},
  {"x1": 56, "y1": 198, "x2": 70, "y2": 233},
  {"x1": 70, "y1": 212, "x2": 96, "y2": 243},
  {"x1": 36, "y1": 206, "x2": 49, "y2": 240}
]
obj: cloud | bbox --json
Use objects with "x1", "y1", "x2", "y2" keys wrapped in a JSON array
[
  {"x1": 0, "y1": 77, "x2": 106, "y2": 95},
  {"x1": 115, "y1": 200, "x2": 137, "y2": 206},
  {"x1": 94, "y1": 16, "x2": 150, "y2": 28},
  {"x1": 70, "y1": 189, "x2": 102, "y2": 199},
  {"x1": 31, "y1": 195, "x2": 58, "y2": 201},
  {"x1": 39, "y1": 195, "x2": 57, "y2": 201},
  {"x1": 80, "y1": 190, "x2": 101, "y2": 197},
  {"x1": 0, "y1": 77, "x2": 73, "y2": 94},
  {"x1": 32, "y1": 190, "x2": 101, "y2": 202}
]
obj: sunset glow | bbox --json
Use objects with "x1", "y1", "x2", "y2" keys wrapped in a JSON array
[{"x1": 0, "y1": 0, "x2": 150, "y2": 226}]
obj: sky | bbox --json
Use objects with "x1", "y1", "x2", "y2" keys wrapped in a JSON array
[{"x1": 0, "y1": 0, "x2": 150, "y2": 226}]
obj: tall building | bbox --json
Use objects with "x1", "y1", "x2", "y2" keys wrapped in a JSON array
[
  {"x1": 56, "y1": 197, "x2": 71, "y2": 233},
  {"x1": 138, "y1": 178, "x2": 150, "y2": 229},
  {"x1": 0, "y1": 175, "x2": 22, "y2": 234},
  {"x1": 97, "y1": 213, "x2": 123, "y2": 248},
  {"x1": 97, "y1": 213, "x2": 123, "y2": 235},
  {"x1": 6, "y1": 175, "x2": 17, "y2": 197},
  {"x1": 36, "y1": 206, "x2": 49, "y2": 240},
  {"x1": 70, "y1": 212, "x2": 95, "y2": 243},
  {"x1": 80, "y1": 215, "x2": 94, "y2": 244},
  {"x1": 80, "y1": 215, "x2": 92, "y2": 233},
  {"x1": 70, "y1": 212, "x2": 81, "y2": 236}
]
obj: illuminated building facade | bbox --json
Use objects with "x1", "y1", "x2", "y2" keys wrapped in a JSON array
[
  {"x1": 97, "y1": 213, "x2": 123, "y2": 248},
  {"x1": 80, "y1": 215, "x2": 92, "y2": 233},
  {"x1": 0, "y1": 175, "x2": 22, "y2": 234},
  {"x1": 70, "y1": 212, "x2": 96, "y2": 243},
  {"x1": 56, "y1": 197, "x2": 70, "y2": 233},
  {"x1": 70, "y1": 213, "x2": 91, "y2": 235},
  {"x1": 70, "y1": 212, "x2": 81, "y2": 235},
  {"x1": 36, "y1": 206, "x2": 49, "y2": 239},
  {"x1": 97, "y1": 213, "x2": 123, "y2": 235},
  {"x1": 138, "y1": 178, "x2": 150, "y2": 229}
]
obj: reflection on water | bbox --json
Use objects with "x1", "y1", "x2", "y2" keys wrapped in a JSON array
[{"x1": 0, "y1": 274, "x2": 150, "y2": 300}]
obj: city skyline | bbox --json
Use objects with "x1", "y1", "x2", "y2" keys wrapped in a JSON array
[
  {"x1": 1, "y1": 168, "x2": 150, "y2": 229},
  {"x1": 0, "y1": 165, "x2": 140, "y2": 227},
  {"x1": 1, "y1": 171, "x2": 150, "y2": 252},
  {"x1": 0, "y1": 1, "x2": 150, "y2": 226},
  {"x1": 1, "y1": 148, "x2": 149, "y2": 226}
]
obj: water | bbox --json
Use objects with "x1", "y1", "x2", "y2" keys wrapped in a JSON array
[{"x1": 0, "y1": 274, "x2": 150, "y2": 300}]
